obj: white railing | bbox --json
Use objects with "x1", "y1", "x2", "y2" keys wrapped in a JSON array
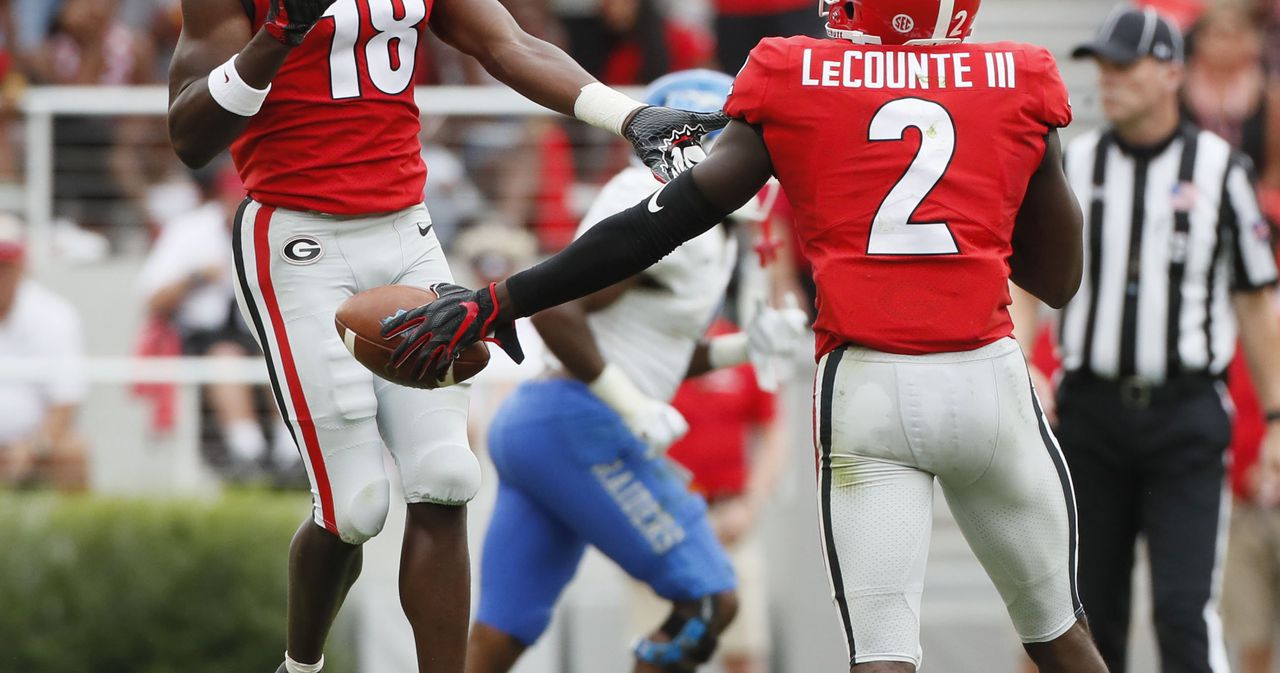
[
  {"x1": 0, "y1": 356, "x2": 268, "y2": 383},
  {"x1": 19, "y1": 84, "x2": 646, "y2": 267}
]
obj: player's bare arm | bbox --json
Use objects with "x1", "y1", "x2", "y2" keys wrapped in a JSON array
[
  {"x1": 382, "y1": 120, "x2": 773, "y2": 377},
  {"x1": 1234, "y1": 287, "x2": 1280, "y2": 502},
  {"x1": 685, "y1": 332, "x2": 744, "y2": 379},
  {"x1": 429, "y1": 0, "x2": 728, "y2": 181},
  {"x1": 167, "y1": 0, "x2": 310, "y2": 167},
  {"x1": 684, "y1": 344, "x2": 717, "y2": 379},
  {"x1": 687, "y1": 122, "x2": 775, "y2": 214},
  {"x1": 1236, "y1": 288, "x2": 1280, "y2": 416},
  {"x1": 428, "y1": 0, "x2": 591, "y2": 117},
  {"x1": 688, "y1": 296, "x2": 808, "y2": 382},
  {"x1": 1008, "y1": 131, "x2": 1084, "y2": 309},
  {"x1": 531, "y1": 279, "x2": 636, "y2": 382},
  {"x1": 536, "y1": 280, "x2": 756, "y2": 381},
  {"x1": 530, "y1": 276, "x2": 691, "y2": 452}
]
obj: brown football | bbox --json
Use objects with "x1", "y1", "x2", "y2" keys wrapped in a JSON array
[{"x1": 334, "y1": 285, "x2": 489, "y2": 389}]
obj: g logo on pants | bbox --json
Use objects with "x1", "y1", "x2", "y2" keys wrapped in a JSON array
[{"x1": 282, "y1": 236, "x2": 323, "y2": 265}]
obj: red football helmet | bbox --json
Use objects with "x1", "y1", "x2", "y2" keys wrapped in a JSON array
[{"x1": 821, "y1": 0, "x2": 982, "y2": 45}]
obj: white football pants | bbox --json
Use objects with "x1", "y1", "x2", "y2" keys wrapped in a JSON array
[
  {"x1": 231, "y1": 199, "x2": 478, "y2": 545},
  {"x1": 813, "y1": 337, "x2": 1082, "y2": 666}
]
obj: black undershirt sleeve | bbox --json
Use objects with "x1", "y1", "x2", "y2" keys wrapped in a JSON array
[{"x1": 505, "y1": 169, "x2": 731, "y2": 318}]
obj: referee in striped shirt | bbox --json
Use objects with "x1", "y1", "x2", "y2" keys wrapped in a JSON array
[{"x1": 1012, "y1": 6, "x2": 1280, "y2": 673}]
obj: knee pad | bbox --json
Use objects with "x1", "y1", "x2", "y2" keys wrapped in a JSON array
[
  {"x1": 632, "y1": 596, "x2": 725, "y2": 672},
  {"x1": 330, "y1": 477, "x2": 391, "y2": 545},
  {"x1": 402, "y1": 441, "x2": 481, "y2": 506}
]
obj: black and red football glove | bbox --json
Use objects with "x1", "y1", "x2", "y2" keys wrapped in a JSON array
[
  {"x1": 380, "y1": 283, "x2": 524, "y2": 382},
  {"x1": 265, "y1": 0, "x2": 339, "y2": 46},
  {"x1": 623, "y1": 108, "x2": 730, "y2": 183}
]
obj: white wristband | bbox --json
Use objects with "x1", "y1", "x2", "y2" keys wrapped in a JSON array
[
  {"x1": 588, "y1": 363, "x2": 651, "y2": 419},
  {"x1": 284, "y1": 652, "x2": 324, "y2": 673},
  {"x1": 707, "y1": 333, "x2": 749, "y2": 370},
  {"x1": 573, "y1": 83, "x2": 645, "y2": 136},
  {"x1": 208, "y1": 54, "x2": 271, "y2": 117}
]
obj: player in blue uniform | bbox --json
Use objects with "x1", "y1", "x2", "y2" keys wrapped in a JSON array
[{"x1": 465, "y1": 72, "x2": 808, "y2": 673}]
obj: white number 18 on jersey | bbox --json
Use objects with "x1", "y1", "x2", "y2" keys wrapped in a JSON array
[{"x1": 324, "y1": 0, "x2": 426, "y2": 100}]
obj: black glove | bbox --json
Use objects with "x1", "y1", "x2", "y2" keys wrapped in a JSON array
[
  {"x1": 265, "y1": 0, "x2": 339, "y2": 46},
  {"x1": 380, "y1": 283, "x2": 524, "y2": 383},
  {"x1": 623, "y1": 107, "x2": 730, "y2": 183}
]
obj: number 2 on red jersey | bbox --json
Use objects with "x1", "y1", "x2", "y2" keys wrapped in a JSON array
[
  {"x1": 324, "y1": 0, "x2": 426, "y2": 100},
  {"x1": 867, "y1": 98, "x2": 959, "y2": 256}
]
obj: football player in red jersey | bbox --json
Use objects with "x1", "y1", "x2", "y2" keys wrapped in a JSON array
[
  {"x1": 387, "y1": 0, "x2": 1116, "y2": 670},
  {"x1": 165, "y1": 1, "x2": 728, "y2": 673}
]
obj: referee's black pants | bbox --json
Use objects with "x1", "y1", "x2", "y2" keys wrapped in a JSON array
[{"x1": 1056, "y1": 374, "x2": 1231, "y2": 673}]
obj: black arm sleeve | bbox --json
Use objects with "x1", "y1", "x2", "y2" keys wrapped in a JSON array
[{"x1": 506, "y1": 169, "x2": 731, "y2": 318}]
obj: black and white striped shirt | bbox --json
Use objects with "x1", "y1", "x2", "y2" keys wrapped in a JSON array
[{"x1": 1058, "y1": 122, "x2": 1278, "y2": 382}]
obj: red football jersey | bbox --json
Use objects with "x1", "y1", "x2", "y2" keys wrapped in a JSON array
[
  {"x1": 725, "y1": 37, "x2": 1072, "y2": 357},
  {"x1": 232, "y1": 0, "x2": 430, "y2": 215},
  {"x1": 668, "y1": 363, "x2": 775, "y2": 499}
]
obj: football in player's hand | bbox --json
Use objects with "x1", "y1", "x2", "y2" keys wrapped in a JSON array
[{"x1": 335, "y1": 285, "x2": 489, "y2": 389}]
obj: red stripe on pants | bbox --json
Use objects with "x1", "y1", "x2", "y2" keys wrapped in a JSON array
[{"x1": 253, "y1": 205, "x2": 338, "y2": 534}]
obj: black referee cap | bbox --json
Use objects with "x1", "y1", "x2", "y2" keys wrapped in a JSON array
[{"x1": 1073, "y1": 5, "x2": 1185, "y2": 65}]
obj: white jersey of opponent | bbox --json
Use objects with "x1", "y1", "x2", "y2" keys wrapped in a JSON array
[{"x1": 548, "y1": 166, "x2": 737, "y2": 402}]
